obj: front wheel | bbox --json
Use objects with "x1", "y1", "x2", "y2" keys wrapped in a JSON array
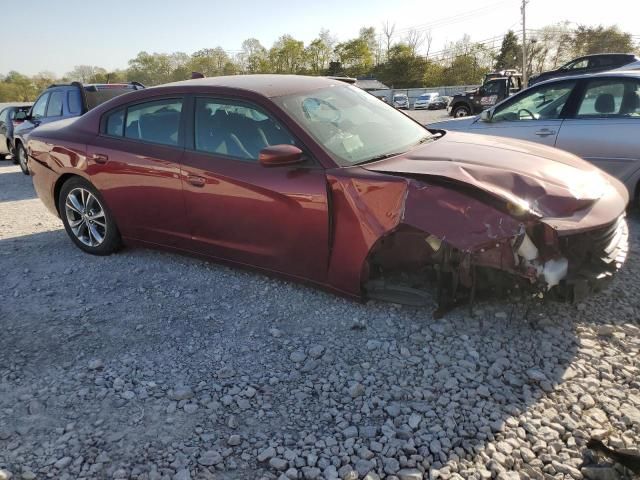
[
  {"x1": 58, "y1": 177, "x2": 121, "y2": 255},
  {"x1": 16, "y1": 143, "x2": 29, "y2": 174},
  {"x1": 452, "y1": 105, "x2": 471, "y2": 118}
]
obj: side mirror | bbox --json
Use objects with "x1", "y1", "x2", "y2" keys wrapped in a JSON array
[
  {"x1": 259, "y1": 144, "x2": 304, "y2": 167},
  {"x1": 480, "y1": 109, "x2": 494, "y2": 122}
]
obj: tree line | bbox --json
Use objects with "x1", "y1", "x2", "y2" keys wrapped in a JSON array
[{"x1": 1, "y1": 23, "x2": 637, "y2": 102}]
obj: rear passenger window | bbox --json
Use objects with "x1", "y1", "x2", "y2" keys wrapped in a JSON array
[
  {"x1": 577, "y1": 79, "x2": 640, "y2": 117},
  {"x1": 125, "y1": 99, "x2": 183, "y2": 146},
  {"x1": 194, "y1": 98, "x2": 295, "y2": 161},
  {"x1": 46, "y1": 91, "x2": 64, "y2": 117},
  {"x1": 68, "y1": 90, "x2": 82, "y2": 114}
]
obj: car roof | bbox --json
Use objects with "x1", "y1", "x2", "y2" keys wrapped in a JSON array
[
  {"x1": 162, "y1": 74, "x2": 344, "y2": 98},
  {"x1": 575, "y1": 53, "x2": 636, "y2": 59},
  {"x1": 533, "y1": 69, "x2": 640, "y2": 87}
]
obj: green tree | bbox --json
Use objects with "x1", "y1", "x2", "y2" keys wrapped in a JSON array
[
  {"x1": 334, "y1": 38, "x2": 373, "y2": 77},
  {"x1": 190, "y1": 47, "x2": 233, "y2": 77},
  {"x1": 269, "y1": 35, "x2": 306, "y2": 73},
  {"x1": 571, "y1": 25, "x2": 635, "y2": 56},
  {"x1": 305, "y1": 30, "x2": 335, "y2": 74},
  {"x1": 494, "y1": 30, "x2": 521, "y2": 70},
  {"x1": 239, "y1": 38, "x2": 270, "y2": 73},
  {"x1": 375, "y1": 43, "x2": 427, "y2": 88}
]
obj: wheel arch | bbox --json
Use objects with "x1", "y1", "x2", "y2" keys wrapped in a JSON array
[{"x1": 54, "y1": 173, "x2": 86, "y2": 215}]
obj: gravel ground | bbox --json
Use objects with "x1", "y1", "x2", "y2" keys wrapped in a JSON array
[{"x1": 1, "y1": 160, "x2": 639, "y2": 480}]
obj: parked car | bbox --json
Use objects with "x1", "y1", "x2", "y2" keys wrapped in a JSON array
[
  {"x1": 528, "y1": 53, "x2": 639, "y2": 86},
  {"x1": 0, "y1": 103, "x2": 31, "y2": 158},
  {"x1": 13, "y1": 81, "x2": 144, "y2": 174},
  {"x1": 392, "y1": 94, "x2": 409, "y2": 109},
  {"x1": 414, "y1": 93, "x2": 438, "y2": 110},
  {"x1": 427, "y1": 96, "x2": 448, "y2": 110},
  {"x1": 428, "y1": 71, "x2": 640, "y2": 205},
  {"x1": 448, "y1": 73, "x2": 523, "y2": 117},
  {"x1": 27, "y1": 75, "x2": 628, "y2": 310}
]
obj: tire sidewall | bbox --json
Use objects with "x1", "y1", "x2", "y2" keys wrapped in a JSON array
[
  {"x1": 58, "y1": 177, "x2": 121, "y2": 255},
  {"x1": 17, "y1": 143, "x2": 29, "y2": 174},
  {"x1": 453, "y1": 105, "x2": 470, "y2": 117}
]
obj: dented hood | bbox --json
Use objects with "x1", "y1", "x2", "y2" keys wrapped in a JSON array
[{"x1": 362, "y1": 131, "x2": 628, "y2": 225}]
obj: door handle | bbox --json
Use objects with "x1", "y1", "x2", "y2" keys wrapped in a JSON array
[
  {"x1": 92, "y1": 153, "x2": 109, "y2": 164},
  {"x1": 534, "y1": 129, "x2": 556, "y2": 137},
  {"x1": 187, "y1": 175, "x2": 206, "y2": 187}
]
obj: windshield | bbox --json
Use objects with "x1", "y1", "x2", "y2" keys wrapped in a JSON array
[
  {"x1": 274, "y1": 85, "x2": 432, "y2": 166},
  {"x1": 419, "y1": 94, "x2": 431, "y2": 100}
]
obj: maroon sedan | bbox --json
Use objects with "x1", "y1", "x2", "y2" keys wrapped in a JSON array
[{"x1": 27, "y1": 75, "x2": 628, "y2": 309}]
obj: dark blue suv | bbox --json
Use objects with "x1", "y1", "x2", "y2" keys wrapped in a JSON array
[{"x1": 13, "y1": 81, "x2": 144, "y2": 174}]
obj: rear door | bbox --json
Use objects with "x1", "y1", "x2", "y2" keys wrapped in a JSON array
[
  {"x1": 180, "y1": 96, "x2": 330, "y2": 282},
  {"x1": 556, "y1": 77, "x2": 640, "y2": 188},
  {"x1": 89, "y1": 97, "x2": 190, "y2": 247},
  {"x1": 469, "y1": 79, "x2": 577, "y2": 147}
]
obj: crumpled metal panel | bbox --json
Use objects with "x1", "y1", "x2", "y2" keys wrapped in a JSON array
[{"x1": 326, "y1": 170, "x2": 525, "y2": 295}]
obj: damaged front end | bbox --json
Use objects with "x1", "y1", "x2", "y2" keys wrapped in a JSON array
[{"x1": 360, "y1": 177, "x2": 628, "y2": 313}]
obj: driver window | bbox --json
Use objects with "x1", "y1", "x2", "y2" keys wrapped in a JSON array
[
  {"x1": 194, "y1": 98, "x2": 296, "y2": 161},
  {"x1": 31, "y1": 93, "x2": 50, "y2": 119},
  {"x1": 483, "y1": 82, "x2": 500, "y2": 95},
  {"x1": 492, "y1": 82, "x2": 575, "y2": 122}
]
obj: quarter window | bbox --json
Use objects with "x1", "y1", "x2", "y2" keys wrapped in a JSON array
[
  {"x1": 576, "y1": 79, "x2": 640, "y2": 118},
  {"x1": 194, "y1": 98, "x2": 296, "y2": 161},
  {"x1": 492, "y1": 81, "x2": 575, "y2": 122},
  {"x1": 31, "y1": 93, "x2": 50, "y2": 119},
  {"x1": 46, "y1": 91, "x2": 64, "y2": 117}
]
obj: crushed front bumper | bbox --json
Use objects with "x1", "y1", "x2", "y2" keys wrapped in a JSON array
[{"x1": 559, "y1": 215, "x2": 629, "y2": 301}]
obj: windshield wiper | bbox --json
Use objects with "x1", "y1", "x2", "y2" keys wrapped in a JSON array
[
  {"x1": 356, "y1": 136, "x2": 435, "y2": 165},
  {"x1": 357, "y1": 152, "x2": 404, "y2": 165}
]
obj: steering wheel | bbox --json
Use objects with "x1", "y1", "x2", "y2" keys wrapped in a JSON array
[{"x1": 518, "y1": 108, "x2": 536, "y2": 120}]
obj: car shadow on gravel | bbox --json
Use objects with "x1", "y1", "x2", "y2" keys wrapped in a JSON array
[
  {"x1": 0, "y1": 162, "x2": 36, "y2": 202},
  {"x1": 0, "y1": 219, "x2": 637, "y2": 478}
]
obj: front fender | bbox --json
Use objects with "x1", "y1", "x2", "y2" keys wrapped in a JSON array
[{"x1": 326, "y1": 171, "x2": 523, "y2": 296}]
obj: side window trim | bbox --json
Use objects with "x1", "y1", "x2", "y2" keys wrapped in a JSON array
[
  {"x1": 189, "y1": 95, "x2": 315, "y2": 165},
  {"x1": 100, "y1": 96, "x2": 186, "y2": 149}
]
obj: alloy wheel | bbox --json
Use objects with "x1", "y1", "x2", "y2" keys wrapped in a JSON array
[{"x1": 64, "y1": 188, "x2": 107, "y2": 247}]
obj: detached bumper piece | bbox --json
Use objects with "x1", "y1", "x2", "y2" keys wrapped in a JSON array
[{"x1": 560, "y1": 215, "x2": 628, "y2": 302}]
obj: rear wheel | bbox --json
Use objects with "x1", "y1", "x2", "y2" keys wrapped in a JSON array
[
  {"x1": 58, "y1": 177, "x2": 121, "y2": 255},
  {"x1": 452, "y1": 105, "x2": 471, "y2": 118},
  {"x1": 16, "y1": 142, "x2": 29, "y2": 174}
]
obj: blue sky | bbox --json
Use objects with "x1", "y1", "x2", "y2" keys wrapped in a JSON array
[{"x1": 3, "y1": 0, "x2": 638, "y2": 76}]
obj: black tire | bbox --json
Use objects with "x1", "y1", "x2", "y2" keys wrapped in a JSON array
[
  {"x1": 58, "y1": 177, "x2": 121, "y2": 255},
  {"x1": 16, "y1": 142, "x2": 29, "y2": 174},
  {"x1": 452, "y1": 105, "x2": 471, "y2": 118}
]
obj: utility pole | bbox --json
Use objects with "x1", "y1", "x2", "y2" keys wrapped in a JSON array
[{"x1": 521, "y1": 0, "x2": 528, "y2": 86}]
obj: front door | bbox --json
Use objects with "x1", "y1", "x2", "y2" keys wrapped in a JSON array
[
  {"x1": 180, "y1": 97, "x2": 330, "y2": 282},
  {"x1": 470, "y1": 79, "x2": 577, "y2": 147}
]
